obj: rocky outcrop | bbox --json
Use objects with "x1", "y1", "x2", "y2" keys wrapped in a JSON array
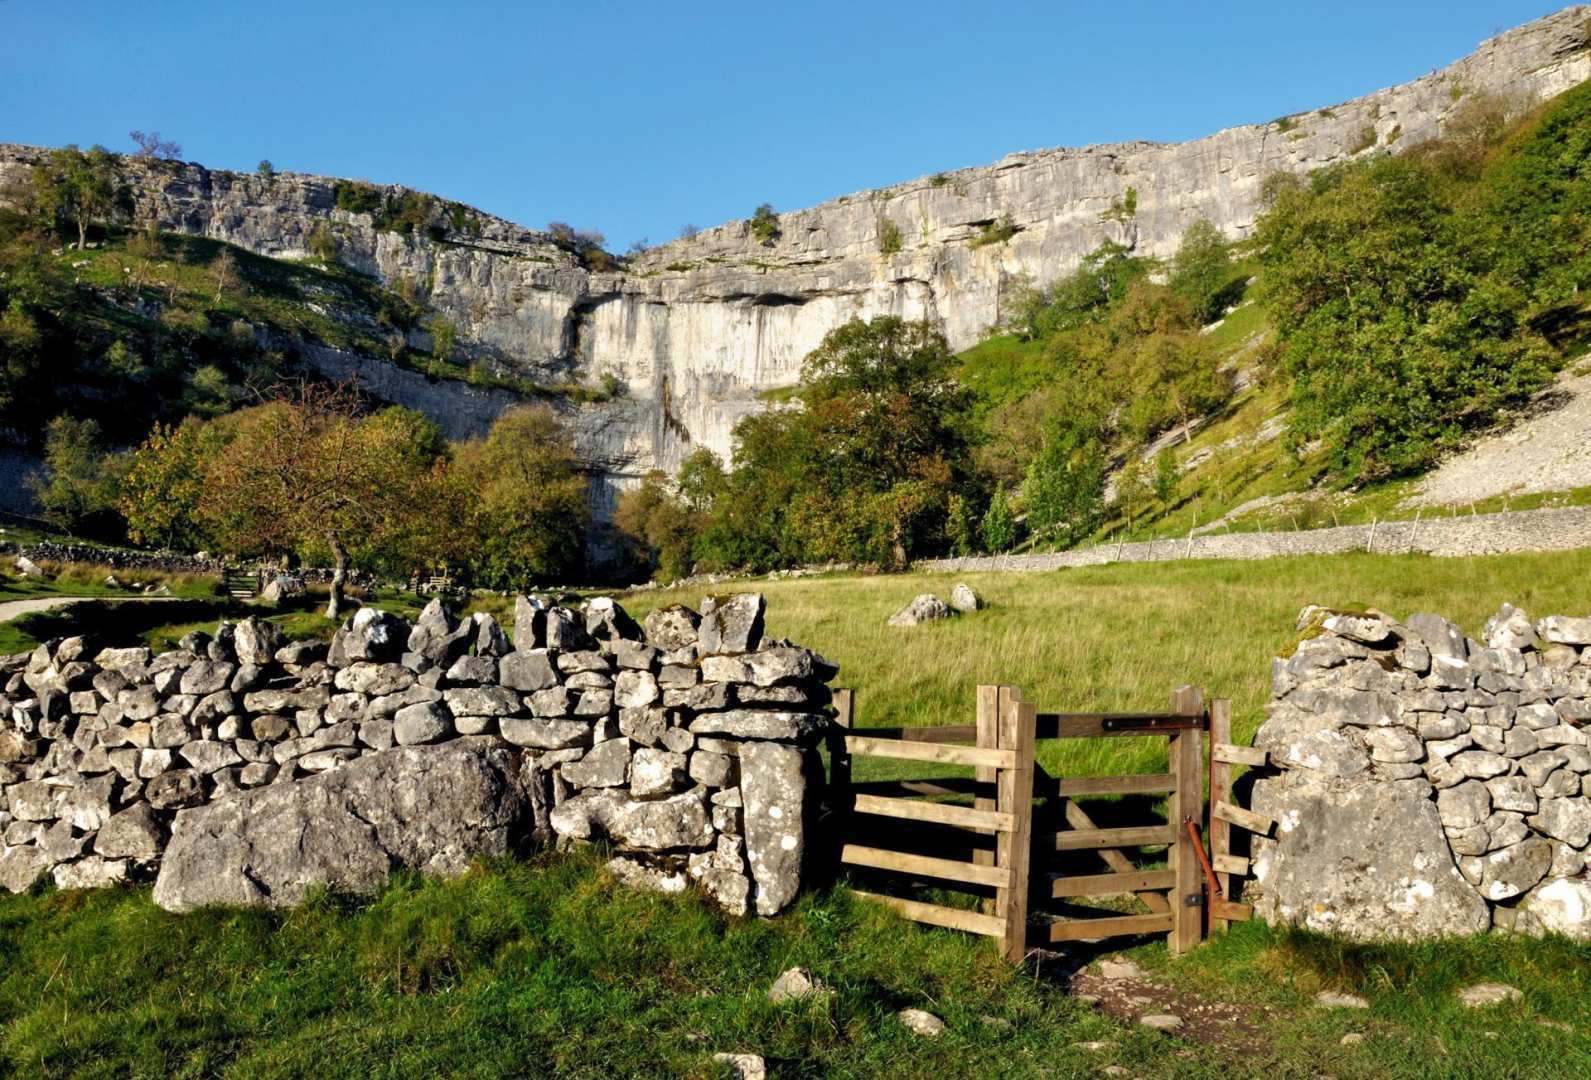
[
  {"x1": 1249, "y1": 604, "x2": 1591, "y2": 940},
  {"x1": 0, "y1": 594, "x2": 837, "y2": 917},
  {"x1": 153, "y1": 741, "x2": 525, "y2": 911},
  {"x1": 1, "y1": 9, "x2": 1585, "y2": 513}
]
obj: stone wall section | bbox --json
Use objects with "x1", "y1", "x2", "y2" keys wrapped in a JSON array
[
  {"x1": 0, "y1": 593, "x2": 836, "y2": 917},
  {"x1": 1250, "y1": 604, "x2": 1591, "y2": 940}
]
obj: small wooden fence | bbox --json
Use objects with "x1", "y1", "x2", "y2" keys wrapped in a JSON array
[
  {"x1": 222, "y1": 567, "x2": 260, "y2": 600},
  {"x1": 829, "y1": 684, "x2": 1266, "y2": 962}
]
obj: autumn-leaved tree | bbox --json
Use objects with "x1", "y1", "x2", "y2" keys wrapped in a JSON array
[{"x1": 199, "y1": 388, "x2": 445, "y2": 617}]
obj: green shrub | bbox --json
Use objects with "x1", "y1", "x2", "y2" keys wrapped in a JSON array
[
  {"x1": 307, "y1": 222, "x2": 337, "y2": 261},
  {"x1": 971, "y1": 214, "x2": 1016, "y2": 248},
  {"x1": 749, "y1": 203, "x2": 779, "y2": 245},
  {"x1": 333, "y1": 180, "x2": 383, "y2": 216},
  {"x1": 878, "y1": 218, "x2": 903, "y2": 255}
]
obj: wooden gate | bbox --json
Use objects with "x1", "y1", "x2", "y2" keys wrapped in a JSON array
[
  {"x1": 223, "y1": 567, "x2": 260, "y2": 600},
  {"x1": 829, "y1": 683, "x2": 1258, "y2": 961}
]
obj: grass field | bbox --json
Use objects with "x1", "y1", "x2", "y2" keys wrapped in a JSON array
[
  {"x1": 3, "y1": 550, "x2": 1591, "y2": 1075},
  {"x1": 0, "y1": 849, "x2": 1586, "y2": 1079},
  {"x1": 621, "y1": 549, "x2": 1591, "y2": 778}
]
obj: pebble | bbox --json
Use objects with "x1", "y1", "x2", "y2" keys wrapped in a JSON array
[
  {"x1": 1457, "y1": 983, "x2": 1523, "y2": 1009},
  {"x1": 1315, "y1": 990, "x2": 1369, "y2": 1009},
  {"x1": 897, "y1": 1008, "x2": 945, "y2": 1037},
  {"x1": 1098, "y1": 958, "x2": 1144, "y2": 980},
  {"x1": 1340, "y1": 1033, "x2": 1365, "y2": 1046},
  {"x1": 1138, "y1": 1013, "x2": 1183, "y2": 1032},
  {"x1": 712, "y1": 1052, "x2": 766, "y2": 1080},
  {"x1": 767, "y1": 966, "x2": 829, "y2": 1004}
]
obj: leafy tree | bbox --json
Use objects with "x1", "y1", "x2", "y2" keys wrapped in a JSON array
[
  {"x1": 1114, "y1": 455, "x2": 1153, "y2": 533},
  {"x1": 120, "y1": 418, "x2": 220, "y2": 549},
  {"x1": 614, "y1": 471, "x2": 702, "y2": 582},
  {"x1": 1024, "y1": 409, "x2": 1107, "y2": 547},
  {"x1": 444, "y1": 406, "x2": 588, "y2": 587},
  {"x1": 307, "y1": 222, "x2": 338, "y2": 262},
  {"x1": 33, "y1": 145, "x2": 121, "y2": 250},
  {"x1": 129, "y1": 130, "x2": 182, "y2": 159},
  {"x1": 749, "y1": 204, "x2": 780, "y2": 245},
  {"x1": 198, "y1": 389, "x2": 446, "y2": 618},
  {"x1": 429, "y1": 317, "x2": 457, "y2": 370},
  {"x1": 212, "y1": 248, "x2": 242, "y2": 303},
  {"x1": 1153, "y1": 448, "x2": 1180, "y2": 506},
  {"x1": 980, "y1": 484, "x2": 1017, "y2": 552},
  {"x1": 28, "y1": 416, "x2": 124, "y2": 536},
  {"x1": 257, "y1": 160, "x2": 276, "y2": 180},
  {"x1": 1168, "y1": 218, "x2": 1235, "y2": 324}
]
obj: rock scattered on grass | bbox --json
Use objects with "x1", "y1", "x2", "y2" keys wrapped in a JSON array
[
  {"x1": 767, "y1": 967, "x2": 830, "y2": 1004},
  {"x1": 1138, "y1": 1013, "x2": 1182, "y2": 1032},
  {"x1": 1315, "y1": 990, "x2": 1369, "y2": 1009},
  {"x1": 897, "y1": 1008, "x2": 945, "y2": 1036},
  {"x1": 1457, "y1": 983, "x2": 1523, "y2": 1008},
  {"x1": 948, "y1": 583, "x2": 983, "y2": 613},
  {"x1": 711, "y1": 1052, "x2": 766, "y2": 1080},
  {"x1": 887, "y1": 594, "x2": 952, "y2": 627},
  {"x1": 1341, "y1": 1032, "x2": 1366, "y2": 1046}
]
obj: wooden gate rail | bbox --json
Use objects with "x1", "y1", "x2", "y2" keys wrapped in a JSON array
[
  {"x1": 832, "y1": 685, "x2": 1034, "y2": 961},
  {"x1": 830, "y1": 683, "x2": 1258, "y2": 961}
]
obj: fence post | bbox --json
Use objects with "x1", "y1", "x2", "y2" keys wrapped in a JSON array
[
  {"x1": 828, "y1": 689, "x2": 854, "y2": 839},
  {"x1": 1168, "y1": 684, "x2": 1206, "y2": 955},
  {"x1": 1206, "y1": 697, "x2": 1234, "y2": 934},
  {"x1": 995, "y1": 685, "x2": 1035, "y2": 963}
]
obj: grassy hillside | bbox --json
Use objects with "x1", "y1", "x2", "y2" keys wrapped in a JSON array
[{"x1": 1, "y1": 849, "x2": 1586, "y2": 1078}]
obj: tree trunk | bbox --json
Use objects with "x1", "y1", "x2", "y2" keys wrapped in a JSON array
[
  {"x1": 77, "y1": 216, "x2": 88, "y2": 251},
  {"x1": 326, "y1": 532, "x2": 349, "y2": 621}
]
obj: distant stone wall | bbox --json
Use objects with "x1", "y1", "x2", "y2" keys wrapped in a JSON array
[
  {"x1": 918, "y1": 505, "x2": 1591, "y2": 574},
  {"x1": 1249, "y1": 605, "x2": 1591, "y2": 941},
  {"x1": 0, "y1": 593, "x2": 835, "y2": 917}
]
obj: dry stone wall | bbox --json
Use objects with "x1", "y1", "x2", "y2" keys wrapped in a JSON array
[
  {"x1": 0, "y1": 593, "x2": 836, "y2": 917},
  {"x1": 1251, "y1": 605, "x2": 1591, "y2": 941}
]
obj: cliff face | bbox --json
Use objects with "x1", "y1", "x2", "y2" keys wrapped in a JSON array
[{"x1": 3, "y1": 7, "x2": 1588, "y2": 520}]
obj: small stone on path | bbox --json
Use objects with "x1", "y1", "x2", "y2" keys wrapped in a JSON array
[
  {"x1": 1098, "y1": 957, "x2": 1143, "y2": 980},
  {"x1": 1340, "y1": 1033, "x2": 1365, "y2": 1046},
  {"x1": 1138, "y1": 1013, "x2": 1182, "y2": 1032},
  {"x1": 1315, "y1": 990, "x2": 1369, "y2": 1009},
  {"x1": 897, "y1": 1008, "x2": 945, "y2": 1036},
  {"x1": 1458, "y1": 983, "x2": 1522, "y2": 1009},
  {"x1": 1074, "y1": 1040, "x2": 1111, "y2": 1051}
]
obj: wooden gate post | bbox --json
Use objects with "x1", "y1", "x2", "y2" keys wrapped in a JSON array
[
  {"x1": 1206, "y1": 697, "x2": 1233, "y2": 934},
  {"x1": 1167, "y1": 685, "x2": 1206, "y2": 955},
  {"x1": 829, "y1": 688, "x2": 854, "y2": 815},
  {"x1": 995, "y1": 685, "x2": 1035, "y2": 963}
]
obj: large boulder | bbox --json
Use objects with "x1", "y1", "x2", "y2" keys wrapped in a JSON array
[
  {"x1": 152, "y1": 742, "x2": 526, "y2": 912},
  {"x1": 1250, "y1": 770, "x2": 1490, "y2": 940},
  {"x1": 888, "y1": 594, "x2": 952, "y2": 627}
]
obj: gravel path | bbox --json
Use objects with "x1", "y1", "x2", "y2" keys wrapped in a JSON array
[{"x1": 0, "y1": 595, "x2": 181, "y2": 624}]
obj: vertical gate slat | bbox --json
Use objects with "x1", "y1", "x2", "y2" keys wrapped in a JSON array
[
  {"x1": 995, "y1": 686, "x2": 1034, "y2": 963},
  {"x1": 1207, "y1": 697, "x2": 1234, "y2": 934},
  {"x1": 1167, "y1": 685, "x2": 1206, "y2": 955}
]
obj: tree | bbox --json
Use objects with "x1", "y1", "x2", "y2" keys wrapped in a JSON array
[
  {"x1": 1153, "y1": 448, "x2": 1180, "y2": 506},
  {"x1": 1168, "y1": 218, "x2": 1234, "y2": 325},
  {"x1": 445, "y1": 406, "x2": 588, "y2": 587},
  {"x1": 33, "y1": 145, "x2": 121, "y2": 249},
  {"x1": 980, "y1": 484, "x2": 1017, "y2": 552},
  {"x1": 307, "y1": 222, "x2": 338, "y2": 262},
  {"x1": 257, "y1": 160, "x2": 276, "y2": 180},
  {"x1": 1024, "y1": 408, "x2": 1107, "y2": 548},
  {"x1": 129, "y1": 131, "x2": 182, "y2": 159},
  {"x1": 212, "y1": 247, "x2": 242, "y2": 303},
  {"x1": 614, "y1": 471, "x2": 702, "y2": 582},
  {"x1": 28, "y1": 416, "x2": 123, "y2": 536},
  {"x1": 429, "y1": 317, "x2": 457, "y2": 371},
  {"x1": 679, "y1": 223, "x2": 700, "y2": 240},
  {"x1": 198, "y1": 388, "x2": 445, "y2": 618},
  {"x1": 120, "y1": 418, "x2": 220, "y2": 549},
  {"x1": 1114, "y1": 455, "x2": 1153, "y2": 533},
  {"x1": 749, "y1": 204, "x2": 779, "y2": 245}
]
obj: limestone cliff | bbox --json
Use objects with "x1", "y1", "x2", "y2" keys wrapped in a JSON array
[{"x1": 2, "y1": 6, "x2": 1587, "y2": 521}]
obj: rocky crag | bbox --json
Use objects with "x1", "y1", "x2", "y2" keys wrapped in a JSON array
[
  {"x1": 1, "y1": 9, "x2": 1587, "y2": 521},
  {"x1": 0, "y1": 592, "x2": 837, "y2": 917},
  {"x1": 1251, "y1": 605, "x2": 1591, "y2": 941}
]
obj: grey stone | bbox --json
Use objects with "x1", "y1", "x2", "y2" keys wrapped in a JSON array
[
  {"x1": 1477, "y1": 839, "x2": 1552, "y2": 900},
  {"x1": 898, "y1": 1008, "x2": 945, "y2": 1036},
  {"x1": 1528, "y1": 797, "x2": 1591, "y2": 847},
  {"x1": 562, "y1": 739, "x2": 631, "y2": 788},
  {"x1": 613, "y1": 670, "x2": 659, "y2": 709},
  {"x1": 618, "y1": 706, "x2": 668, "y2": 747},
  {"x1": 948, "y1": 583, "x2": 983, "y2": 613},
  {"x1": 1437, "y1": 781, "x2": 1492, "y2": 829},
  {"x1": 887, "y1": 593, "x2": 951, "y2": 628},
  {"x1": 499, "y1": 717, "x2": 592, "y2": 750},
  {"x1": 1457, "y1": 983, "x2": 1523, "y2": 1008},
  {"x1": 643, "y1": 605, "x2": 700, "y2": 652},
  {"x1": 179, "y1": 740, "x2": 243, "y2": 774},
  {"x1": 499, "y1": 650, "x2": 558, "y2": 692},
  {"x1": 444, "y1": 655, "x2": 497, "y2": 685},
  {"x1": 1483, "y1": 604, "x2": 1537, "y2": 650},
  {"x1": 153, "y1": 743, "x2": 526, "y2": 912},
  {"x1": 740, "y1": 741, "x2": 805, "y2": 916},
  {"x1": 0, "y1": 844, "x2": 52, "y2": 893},
  {"x1": 442, "y1": 686, "x2": 520, "y2": 717},
  {"x1": 699, "y1": 593, "x2": 765, "y2": 654},
  {"x1": 529, "y1": 686, "x2": 573, "y2": 717},
  {"x1": 767, "y1": 966, "x2": 830, "y2": 1003},
  {"x1": 1451, "y1": 751, "x2": 1511, "y2": 779},
  {"x1": 1251, "y1": 771, "x2": 1489, "y2": 939},
  {"x1": 688, "y1": 710, "x2": 827, "y2": 742},
  {"x1": 689, "y1": 750, "x2": 734, "y2": 788},
  {"x1": 548, "y1": 789, "x2": 713, "y2": 850},
  {"x1": 179, "y1": 660, "x2": 236, "y2": 697},
  {"x1": 1537, "y1": 616, "x2": 1591, "y2": 645},
  {"x1": 334, "y1": 662, "x2": 415, "y2": 696},
  {"x1": 630, "y1": 749, "x2": 688, "y2": 797},
  {"x1": 1521, "y1": 875, "x2": 1591, "y2": 941},
  {"x1": 393, "y1": 701, "x2": 452, "y2": 745},
  {"x1": 1486, "y1": 775, "x2": 1538, "y2": 814}
]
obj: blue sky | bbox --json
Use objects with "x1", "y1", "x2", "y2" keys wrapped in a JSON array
[{"x1": 0, "y1": 1, "x2": 1570, "y2": 247}]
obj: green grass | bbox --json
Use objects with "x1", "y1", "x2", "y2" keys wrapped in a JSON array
[
  {"x1": 0, "y1": 850, "x2": 1584, "y2": 1078},
  {"x1": 621, "y1": 549, "x2": 1591, "y2": 778}
]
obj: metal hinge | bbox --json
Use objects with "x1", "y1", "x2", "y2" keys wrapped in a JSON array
[{"x1": 1184, "y1": 893, "x2": 1205, "y2": 908}]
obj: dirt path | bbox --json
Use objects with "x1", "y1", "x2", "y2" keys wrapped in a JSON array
[{"x1": 0, "y1": 595, "x2": 180, "y2": 623}]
